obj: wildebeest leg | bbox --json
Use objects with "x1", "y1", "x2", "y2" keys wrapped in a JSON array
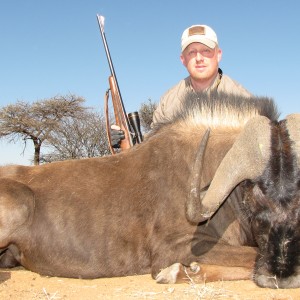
[
  {"x1": 154, "y1": 244, "x2": 257, "y2": 284},
  {"x1": 0, "y1": 247, "x2": 21, "y2": 268},
  {"x1": 0, "y1": 178, "x2": 34, "y2": 259},
  {"x1": 156, "y1": 262, "x2": 253, "y2": 284}
]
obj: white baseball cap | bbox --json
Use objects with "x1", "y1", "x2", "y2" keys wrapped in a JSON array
[{"x1": 181, "y1": 25, "x2": 218, "y2": 52}]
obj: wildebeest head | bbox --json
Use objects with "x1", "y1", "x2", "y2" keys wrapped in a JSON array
[{"x1": 195, "y1": 114, "x2": 300, "y2": 288}]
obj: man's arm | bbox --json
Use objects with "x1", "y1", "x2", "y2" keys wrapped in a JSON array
[{"x1": 151, "y1": 78, "x2": 188, "y2": 127}]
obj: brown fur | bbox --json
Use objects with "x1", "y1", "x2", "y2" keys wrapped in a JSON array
[{"x1": 0, "y1": 93, "x2": 280, "y2": 285}]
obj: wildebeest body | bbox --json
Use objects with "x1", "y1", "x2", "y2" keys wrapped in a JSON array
[
  {"x1": 2, "y1": 92, "x2": 299, "y2": 288},
  {"x1": 0, "y1": 132, "x2": 240, "y2": 278}
]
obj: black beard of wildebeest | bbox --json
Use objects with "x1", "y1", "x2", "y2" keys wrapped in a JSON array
[
  {"x1": 0, "y1": 91, "x2": 299, "y2": 289},
  {"x1": 242, "y1": 119, "x2": 300, "y2": 288}
]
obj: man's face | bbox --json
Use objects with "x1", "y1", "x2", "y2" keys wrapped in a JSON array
[{"x1": 180, "y1": 42, "x2": 222, "y2": 82}]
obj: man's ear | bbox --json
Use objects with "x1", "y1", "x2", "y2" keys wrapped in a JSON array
[
  {"x1": 180, "y1": 54, "x2": 186, "y2": 67},
  {"x1": 217, "y1": 48, "x2": 222, "y2": 63}
]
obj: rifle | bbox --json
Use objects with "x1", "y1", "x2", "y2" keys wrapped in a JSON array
[{"x1": 96, "y1": 14, "x2": 143, "y2": 154}]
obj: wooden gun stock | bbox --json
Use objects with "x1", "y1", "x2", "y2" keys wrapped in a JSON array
[{"x1": 104, "y1": 76, "x2": 133, "y2": 154}]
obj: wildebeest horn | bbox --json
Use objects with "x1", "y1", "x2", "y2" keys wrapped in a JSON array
[
  {"x1": 186, "y1": 128, "x2": 210, "y2": 223},
  {"x1": 197, "y1": 116, "x2": 272, "y2": 222},
  {"x1": 286, "y1": 114, "x2": 300, "y2": 167}
]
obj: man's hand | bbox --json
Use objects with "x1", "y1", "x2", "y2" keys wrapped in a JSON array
[{"x1": 110, "y1": 125, "x2": 125, "y2": 148}]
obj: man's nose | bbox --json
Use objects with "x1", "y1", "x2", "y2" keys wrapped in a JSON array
[{"x1": 195, "y1": 52, "x2": 203, "y2": 61}]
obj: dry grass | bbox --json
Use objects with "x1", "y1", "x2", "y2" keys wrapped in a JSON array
[{"x1": 0, "y1": 268, "x2": 299, "y2": 300}]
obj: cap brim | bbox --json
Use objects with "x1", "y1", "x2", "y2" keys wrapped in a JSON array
[{"x1": 182, "y1": 36, "x2": 216, "y2": 52}]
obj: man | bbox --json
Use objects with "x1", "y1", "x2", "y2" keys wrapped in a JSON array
[{"x1": 111, "y1": 24, "x2": 251, "y2": 147}]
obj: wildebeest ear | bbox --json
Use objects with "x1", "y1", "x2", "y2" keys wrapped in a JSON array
[
  {"x1": 197, "y1": 116, "x2": 272, "y2": 222},
  {"x1": 286, "y1": 114, "x2": 300, "y2": 167}
]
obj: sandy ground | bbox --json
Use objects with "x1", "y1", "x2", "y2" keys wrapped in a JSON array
[{"x1": 0, "y1": 267, "x2": 299, "y2": 300}]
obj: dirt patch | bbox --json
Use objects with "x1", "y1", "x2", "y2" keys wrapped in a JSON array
[{"x1": 0, "y1": 267, "x2": 299, "y2": 299}]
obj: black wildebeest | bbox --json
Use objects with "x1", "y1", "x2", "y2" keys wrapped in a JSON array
[{"x1": 0, "y1": 92, "x2": 299, "y2": 289}]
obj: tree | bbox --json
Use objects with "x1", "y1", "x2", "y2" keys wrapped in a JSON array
[
  {"x1": 138, "y1": 98, "x2": 157, "y2": 133},
  {"x1": 41, "y1": 110, "x2": 111, "y2": 163},
  {"x1": 0, "y1": 94, "x2": 86, "y2": 165}
]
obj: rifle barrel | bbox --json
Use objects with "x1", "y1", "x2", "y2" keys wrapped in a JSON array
[{"x1": 96, "y1": 15, "x2": 128, "y2": 118}]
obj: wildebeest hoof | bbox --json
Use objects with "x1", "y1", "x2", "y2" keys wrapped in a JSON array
[
  {"x1": 155, "y1": 262, "x2": 201, "y2": 284},
  {"x1": 190, "y1": 262, "x2": 200, "y2": 273},
  {"x1": 156, "y1": 263, "x2": 181, "y2": 284}
]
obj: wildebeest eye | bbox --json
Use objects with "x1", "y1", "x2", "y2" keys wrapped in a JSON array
[{"x1": 253, "y1": 210, "x2": 271, "y2": 232}]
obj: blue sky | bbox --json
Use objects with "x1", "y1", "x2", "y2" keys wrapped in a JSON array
[{"x1": 1, "y1": 0, "x2": 299, "y2": 165}]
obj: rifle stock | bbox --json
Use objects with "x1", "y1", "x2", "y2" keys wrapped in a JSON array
[
  {"x1": 107, "y1": 76, "x2": 133, "y2": 152},
  {"x1": 97, "y1": 14, "x2": 142, "y2": 154}
]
